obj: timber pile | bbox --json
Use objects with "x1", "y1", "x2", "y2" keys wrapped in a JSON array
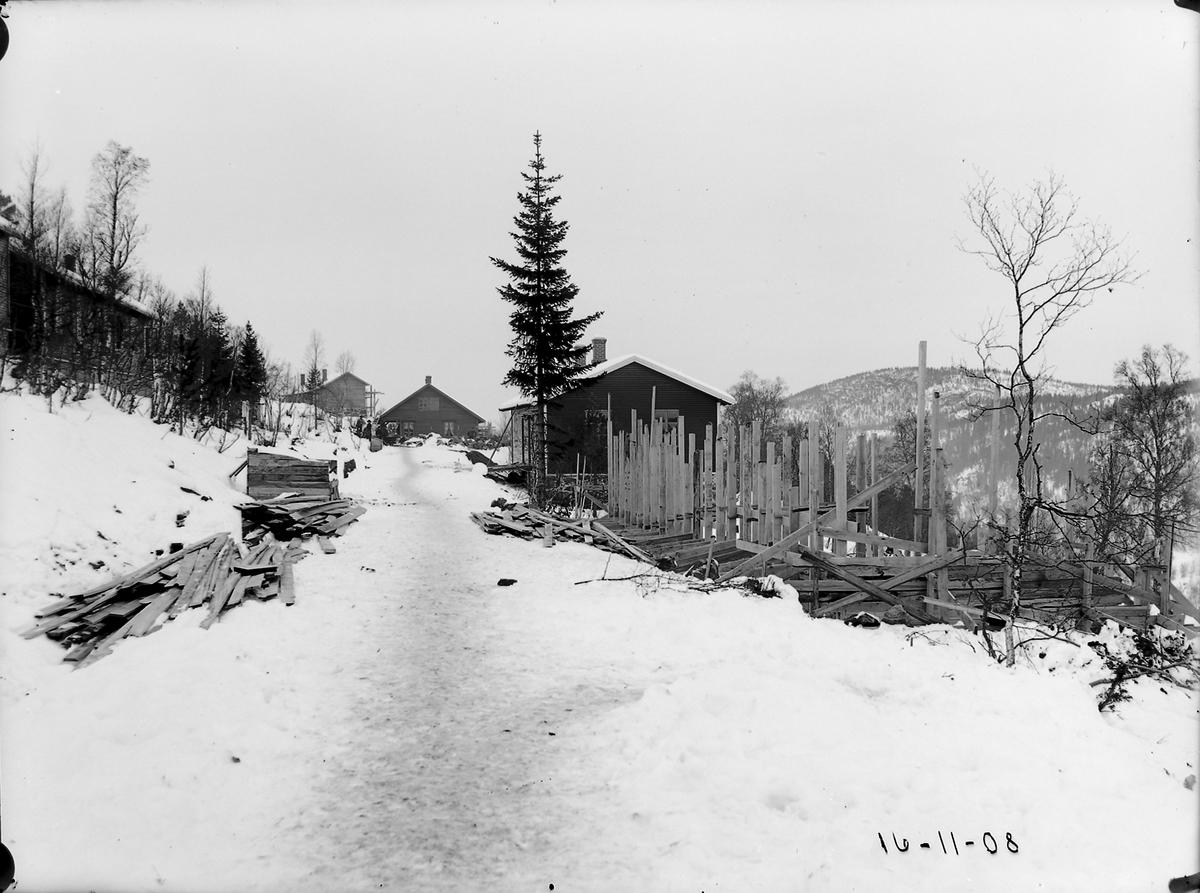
[
  {"x1": 246, "y1": 448, "x2": 339, "y2": 500},
  {"x1": 484, "y1": 463, "x2": 528, "y2": 486},
  {"x1": 240, "y1": 496, "x2": 366, "y2": 545},
  {"x1": 21, "y1": 531, "x2": 306, "y2": 667},
  {"x1": 470, "y1": 505, "x2": 657, "y2": 564}
]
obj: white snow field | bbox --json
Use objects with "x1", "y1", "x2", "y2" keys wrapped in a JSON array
[{"x1": 0, "y1": 390, "x2": 1196, "y2": 893}]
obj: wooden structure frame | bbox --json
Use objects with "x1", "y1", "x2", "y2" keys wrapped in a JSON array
[{"x1": 601, "y1": 343, "x2": 1198, "y2": 636}]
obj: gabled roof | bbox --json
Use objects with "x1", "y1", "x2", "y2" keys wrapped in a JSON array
[
  {"x1": 498, "y1": 354, "x2": 734, "y2": 411},
  {"x1": 380, "y1": 381, "x2": 485, "y2": 424},
  {"x1": 3, "y1": 230, "x2": 154, "y2": 319},
  {"x1": 320, "y1": 371, "x2": 370, "y2": 391}
]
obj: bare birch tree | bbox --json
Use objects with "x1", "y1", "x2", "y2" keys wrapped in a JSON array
[{"x1": 959, "y1": 172, "x2": 1138, "y2": 664}]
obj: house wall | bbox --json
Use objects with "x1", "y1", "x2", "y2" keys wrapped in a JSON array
[
  {"x1": 508, "y1": 361, "x2": 723, "y2": 470},
  {"x1": 379, "y1": 384, "x2": 482, "y2": 437},
  {"x1": 321, "y1": 376, "x2": 368, "y2": 414}
]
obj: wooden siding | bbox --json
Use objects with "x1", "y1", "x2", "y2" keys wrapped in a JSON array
[
  {"x1": 511, "y1": 361, "x2": 724, "y2": 470},
  {"x1": 379, "y1": 384, "x2": 483, "y2": 437},
  {"x1": 321, "y1": 374, "x2": 369, "y2": 414},
  {"x1": 246, "y1": 450, "x2": 339, "y2": 500}
]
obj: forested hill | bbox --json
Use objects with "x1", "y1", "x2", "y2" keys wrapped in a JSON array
[
  {"x1": 784, "y1": 367, "x2": 1124, "y2": 512},
  {"x1": 783, "y1": 366, "x2": 1120, "y2": 432}
]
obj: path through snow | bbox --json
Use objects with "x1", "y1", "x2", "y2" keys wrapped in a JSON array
[{"x1": 279, "y1": 445, "x2": 667, "y2": 891}]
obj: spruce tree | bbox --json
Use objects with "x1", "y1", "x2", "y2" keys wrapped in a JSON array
[
  {"x1": 491, "y1": 132, "x2": 601, "y2": 502},
  {"x1": 232, "y1": 321, "x2": 268, "y2": 428}
]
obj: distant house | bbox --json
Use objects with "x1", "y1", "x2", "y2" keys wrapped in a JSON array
[
  {"x1": 499, "y1": 338, "x2": 734, "y2": 470},
  {"x1": 284, "y1": 370, "x2": 378, "y2": 417},
  {"x1": 378, "y1": 375, "x2": 485, "y2": 439},
  {"x1": 0, "y1": 217, "x2": 153, "y2": 357}
]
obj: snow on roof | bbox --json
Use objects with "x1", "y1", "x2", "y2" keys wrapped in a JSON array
[{"x1": 498, "y1": 354, "x2": 734, "y2": 411}]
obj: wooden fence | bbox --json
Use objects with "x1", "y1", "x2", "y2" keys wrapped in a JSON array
[{"x1": 601, "y1": 341, "x2": 1197, "y2": 636}]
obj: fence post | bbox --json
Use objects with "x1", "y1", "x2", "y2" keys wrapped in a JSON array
[
  {"x1": 870, "y1": 432, "x2": 878, "y2": 559},
  {"x1": 914, "y1": 340, "x2": 927, "y2": 544},
  {"x1": 1079, "y1": 541, "x2": 1094, "y2": 629},
  {"x1": 809, "y1": 420, "x2": 822, "y2": 554},
  {"x1": 834, "y1": 425, "x2": 847, "y2": 557},
  {"x1": 988, "y1": 386, "x2": 1001, "y2": 556},
  {"x1": 855, "y1": 432, "x2": 867, "y2": 558}
]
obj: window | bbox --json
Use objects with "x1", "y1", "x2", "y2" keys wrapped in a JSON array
[
  {"x1": 443, "y1": 421, "x2": 456, "y2": 436},
  {"x1": 383, "y1": 421, "x2": 397, "y2": 435},
  {"x1": 418, "y1": 397, "x2": 440, "y2": 412},
  {"x1": 402, "y1": 421, "x2": 414, "y2": 436},
  {"x1": 655, "y1": 409, "x2": 680, "y2": 431}
]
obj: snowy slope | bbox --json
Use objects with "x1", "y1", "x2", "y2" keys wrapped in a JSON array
[{"x1": 0, "y1": 390, "x2": 1196, "y2": 893}]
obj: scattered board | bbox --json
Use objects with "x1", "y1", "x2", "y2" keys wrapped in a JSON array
[{"x1": 23, "y1": 531, "x2": 309, "y2": 667}]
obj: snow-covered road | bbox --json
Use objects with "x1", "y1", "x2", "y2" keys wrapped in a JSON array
[{"x1": 285, "y1": 445, "x2": 653, "y2": 891}]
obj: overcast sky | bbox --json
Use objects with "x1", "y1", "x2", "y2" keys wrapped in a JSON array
[{"x1": 2, "y1": 0, "x2": 1197, "y2": 423}]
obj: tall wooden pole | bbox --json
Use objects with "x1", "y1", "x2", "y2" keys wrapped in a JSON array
[
  {"x1": 914, "y1": 341, "x2": 927, "y2": 543},
  {"x1": 928, "y1": 390, "x2": 941, "y2": 551},
  {"x1": 988, "y1": 385, "x2": 1001, "y2": 555},
  {"x1": 870, "y1": 432, "x2": 879, "y2": 559},
  {"x1": 855, "y1": 432, "x2": 866, "y2": 558},
  {"x1": 606, "y1": 393, "x2": 613, "y2": 514},
  {"x1": 834, "y1": 425, "x2": 847, "y2": 557}
]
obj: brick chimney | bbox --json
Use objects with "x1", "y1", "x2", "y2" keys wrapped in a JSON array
[
  {"x1": 426, "y1": 375, "x2": 432, "y2": 386},
  {"x1": 592, "y1": 337, "x2": 607, "y2": 364}
]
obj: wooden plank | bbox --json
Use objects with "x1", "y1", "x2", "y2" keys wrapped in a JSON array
[
  {"x1": 813, "y1": 550, "x2": 970, "y2": 615},
  {"x1": 914, "y1": 340, "x2": 927, "y2": 543},
  {"x1": 190, "y1": 540, "x2": 236, "y2": 607},
  {"x1": 317, "y1": 536, "x2": 336, "y2": 554},
  {"x1": 76, "y1": 617, "x2": 138, "y2": 667},
  {"x1": 128, "y1": 590, "x2": 180, "y2": 637},
  {"x1": 798, "y1": 545, "x2": 935, "y2": 623},
  {"x1": 816, "y1": 523, "x2": 929, "y2": 556},
  {"x1": 280, "y1": 554, "x2": 296, "y2": 605},
  {"x1": 716, "y1": 461, "x2": 918, "y2": 583},
  {"x1": 225, "y1": 575, "x2": 254, "y2": 608},
  {"x1": 315, "y1": 506, "x2": 366, "y2": 534},
  {"x1": 591, "y1": 521, "x2": 657, "y2": 564},
  {"x1": 784, "y1": 552, "x2": 932, "y2": 569},
  {"x1": 21, "y1": 537, "x2": 224, "y2": 639}
]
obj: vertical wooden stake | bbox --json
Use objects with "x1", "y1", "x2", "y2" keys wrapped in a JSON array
[
  {"x1": 928, "y1": 390, "x2": 941, "y2": 552},
  {"x1": 855, "y1": 432, "x2": 866, "y2": 558},
  {"x1": 1080, "y1": 541, "x2": 1094, "y2": 628},
  {"x1": 809, "y1": 421, "x2": 822, "y2": 553},
  {"x1": 914, "y1": 340, "x2": 927, "y2": 543},
  {"x1": 834, "y1": 425, "x2": 847, "y2": 557},
  {"x1": 988, "y1": 385, "x2": 1001, "y2": 555},
  {"x1": 607, "y1": 393, "x2": 613, "y2": 514},
  {"x1": 870, "y1": 432, "x2": 878, "y2": 559}
]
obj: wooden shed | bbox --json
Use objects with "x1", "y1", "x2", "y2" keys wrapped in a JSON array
[
  {"x1": 500, "y1": 340, "x2": 733, "y2": 472},
  {"x1": 377, "y1": 376, "x2": 485, "y2": 440}
]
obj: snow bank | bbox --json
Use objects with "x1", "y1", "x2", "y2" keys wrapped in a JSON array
[{"x1": 0, "y1": 389, "x2": 1196, "y2": 893}]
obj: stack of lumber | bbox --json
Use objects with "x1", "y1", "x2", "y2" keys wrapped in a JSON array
[
  {"x1": 246, "y1": 448, "x2": 339, "y2": 500},
  {"x1": 470, "y1": 505, "x2": 655, "y2": 564},
  {"x1": 240, "y1": 496, "x2": 366, "y2": 547},
  {"x1": 20, "y1": 532, "x2": 306, "y2": 667},
  {"x1": 484, "y1": 464, "x2": 528, "y2": 486}
]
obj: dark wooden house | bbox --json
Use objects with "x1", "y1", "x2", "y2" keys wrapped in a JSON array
[
  {"x1": 1, "y1": 217, "x2": 153, "y2": 358},
  {"x1": 500, "y1": 338, "x2": 733, "y2": 471},
  {"x1": 378, "y1": 376, "x2": 485, "y2": 440}
]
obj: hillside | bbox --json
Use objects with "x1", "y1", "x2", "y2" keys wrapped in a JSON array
[
  {"x1": 783, "y1": 365, "x2": 1120, "y2": 432},
  {"x1": 783, "y1": 366, "x2": 1129, "y2": 523}
]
